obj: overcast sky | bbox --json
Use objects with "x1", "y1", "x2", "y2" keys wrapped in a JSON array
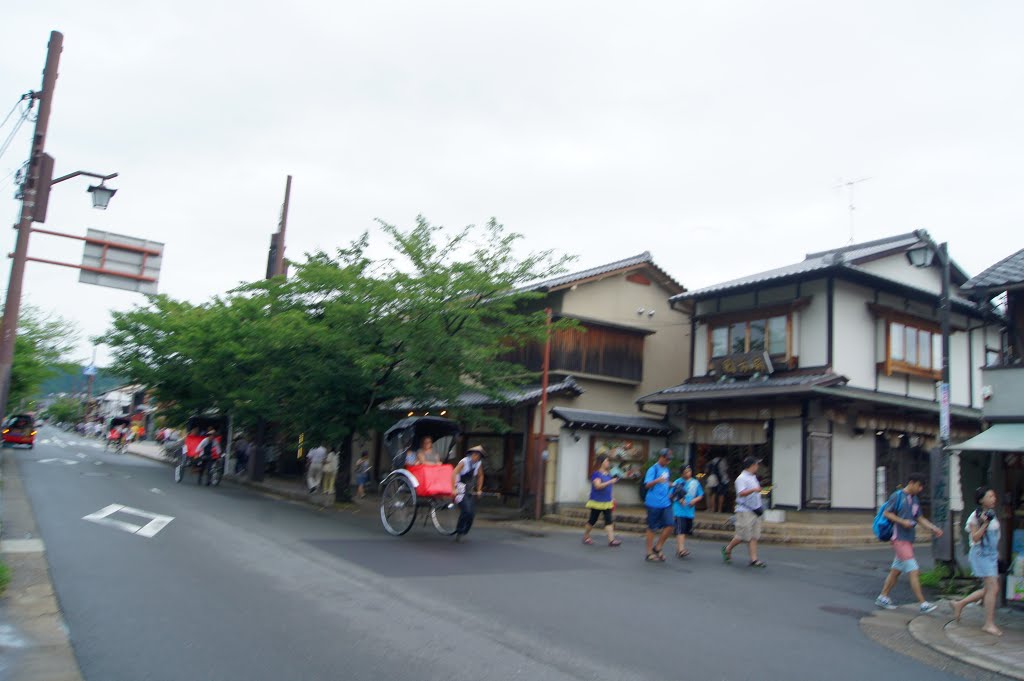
[{"x1": 1, "y1": 2, "x2": 1022, "y2": 367}]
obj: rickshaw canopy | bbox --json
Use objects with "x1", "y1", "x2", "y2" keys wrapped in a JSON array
[{"x1": 383, "y1": 416, "x2": 460, "y2": 469}]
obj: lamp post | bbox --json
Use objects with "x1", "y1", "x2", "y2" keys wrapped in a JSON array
[
  {"x1": 0, "y1": 31, "x2": 119, "y2": 420},
  {"x1": 906, "y1": 236, "x2": 954, "y2": 563}
]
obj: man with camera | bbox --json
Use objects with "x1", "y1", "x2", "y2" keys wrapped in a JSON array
[
  {"x1": 722, "y1": 456, "x2": 767, "y2": 568},
  {"x1": 874, "y1": 472, "x2": 944, "y2": 613}
]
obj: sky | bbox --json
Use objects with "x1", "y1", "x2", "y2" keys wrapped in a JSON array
[{"x1": 1, "y1": 2, "x2": 1022, "y2": 366}]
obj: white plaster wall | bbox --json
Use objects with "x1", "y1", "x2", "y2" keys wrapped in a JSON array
[
  {"x1": 798, "y1": 279, "x2": 829, "y2": 367},
  {"x1": 555, "y1": 427, "x2": 591, "y2": 504},
  {"x1": 950, "y1": 332, "x2": 969, "y2": 406},
  {"x1": 877, "y1": 373, "x2": 905, "y2": 395},
  {"x1": 907, "y1": 375, "x2": 936, "y2": 401},
  {"x1": 693, "y1": 321, "x2": 709, "y2": 376},
  {"x1": 772, "y1": 419, "x2": 803, "y2": 508},
  {"x1": 831, "y1": 429, "x2": 876, "y2": 509},
  {"x1": 831, "y1": 281, "x2": 876, "y2": 388},
  {"x1": 857, "y1": 255, "x2": 941, "y2": 295}
]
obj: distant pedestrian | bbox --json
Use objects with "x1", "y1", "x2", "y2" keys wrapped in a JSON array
[
  {"x1": 355, "y1": 452, "x2": 372, "y2": 499},
  {"x1": 451, "y1": 445, "x2": 485, "y2": 542},
  {"x1": 233, "y1": 434, "x2": 249, "y2": 475},
  {"x1": 722, "y1": 456, "x2": 767, "y2": 568},
  {"x1": 672, "y1": 465, "x2": 704, "y2": 558},
  {"x1": 874, "y1": 472, "x2": 944, "y2": 613},
  {"x1": 582, "y1": 454, "x2": 622, "y2": 547},
  {"x1": 307, "y1": 443, "x2": 328, "y2": 493},
  {"x1": 705, "y1": 455, "x2": 730, "y2": 513},
  {"x1": 322, "y1": 448, "x2": 339, "y2": 496},
  {"x1": 950, "y1": 487, "x2": 1002, "y2": 636},
  {"x1": 643, "y1": 448, "x2": 674, "y2": 562}
]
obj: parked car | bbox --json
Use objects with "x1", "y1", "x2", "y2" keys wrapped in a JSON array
[{"x1": 2, "y1": 414, "x2": 36, "y2": 448}]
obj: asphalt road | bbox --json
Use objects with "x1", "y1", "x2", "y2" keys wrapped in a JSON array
[{"x1": 15, "y1": 426, "x2": 967, "y2": 681}]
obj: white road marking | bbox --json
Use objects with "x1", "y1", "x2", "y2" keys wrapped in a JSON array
[
  {"x1": 149, "y1": 488, "x2": 165, "y2": 495},
  {"x1": 93, "y1": 461, "x2": 104, "y2": 466},
  {"x1": 82, "y1": 504, "x2": 174, "y2": 538},
  {"x1": 0, "y1": 624, "x2": 27, "y2": 649},
  {"x1": 75, "y1": 452, "x2": 87, "y2": 459},
  {"x1": 37, "y1": 458, "x2": 79, "y2": 465},
  {"x1": 0, "y1": 539, "x2": 45, "y2": 553}
]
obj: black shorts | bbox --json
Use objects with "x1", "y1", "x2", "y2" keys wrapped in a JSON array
[
  {"x1": 588, "y1": 508, "x2": 613, "y2": 526},
  {"x1": 674, "y1": 517, "x2": 694, "y2": 535}
]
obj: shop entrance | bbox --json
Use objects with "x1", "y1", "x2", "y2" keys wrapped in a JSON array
[
  {"x1": 875, "y1": 436, "x2": 932, "y2": 514},
  {"x1": 695, "y1": 442, "x2": 772, "y2": 511}
]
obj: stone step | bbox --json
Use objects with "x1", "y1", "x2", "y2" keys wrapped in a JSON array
[{"x1": 546, "y1": 509, "x2": 933, "y2": 548}]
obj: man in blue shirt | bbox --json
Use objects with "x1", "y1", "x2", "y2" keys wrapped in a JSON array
[{"x1": 644, "y1": 448, "x2": 674, "y2": 562}]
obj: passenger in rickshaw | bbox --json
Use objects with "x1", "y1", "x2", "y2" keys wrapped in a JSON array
[
  {"x1": 451, "y1": 445, "x2": 486, "y2": 541},
  {"x1": 405, "y1": 435, "x2": 442, "y2": 466}
]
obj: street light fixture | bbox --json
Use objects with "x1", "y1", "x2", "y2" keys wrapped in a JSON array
[{"x1": 87, "y1": 182, "x2": 117, "y2": 209}]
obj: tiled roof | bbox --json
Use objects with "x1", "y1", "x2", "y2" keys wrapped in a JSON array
[
  {"x1": 672, "y1": 230, "x2": 972, "y2": 303},
  {"x1": 961, "y1": 247, "x2": 1024, "y2": 294},
  {"x1": 387, "y1": 376, "x2": 584, "y2": 411},
  {"x1": 523, "y1": 251, "x2": 685, "y2": 295},
  {"x1": 812, "y1": 385, "x2": 983, "y2": 420},
  {"x1": 550, "y1": 407, "x2": 674, "y2": 435},
  {"x1": 638, "y1": 373, "x2": 846, "y2": 404}
]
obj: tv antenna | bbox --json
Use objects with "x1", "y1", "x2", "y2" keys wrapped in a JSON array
[{"x1": 834, "y1": 176, "x2": 871, "y2": 243}]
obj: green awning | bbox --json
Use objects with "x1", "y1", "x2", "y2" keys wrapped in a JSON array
[{"x1": 948, "y1": 423, "x2": 1024, "y2": 452}]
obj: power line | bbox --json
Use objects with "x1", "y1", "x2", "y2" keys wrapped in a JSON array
[
  {"x1": 0, "y1": 93, "x2": 32, "y2": 132},
  {"x1": 0, "y1": 102, "x2": 32, "y2": 165}
]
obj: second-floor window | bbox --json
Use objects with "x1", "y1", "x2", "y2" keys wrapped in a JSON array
[
  {"x1": 887, "y1": 320, "x2": 941, "y2": 377},
  {"x1": 503, "y1": 323, "x2": 645, "y2": 382},
  {"x1": 711, "y1": 315, "x2": 788, "y2": 358}
]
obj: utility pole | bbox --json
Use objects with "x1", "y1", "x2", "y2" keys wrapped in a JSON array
[
  {"x1": 533, "y1": 308, "x2": 552, "y2": 520},
  {"x1": 0, "y1": 31, "x2": 63, "y2": 419},
  {"x1": 274, "y1": 175, "x2": 292, "y2": 278}
]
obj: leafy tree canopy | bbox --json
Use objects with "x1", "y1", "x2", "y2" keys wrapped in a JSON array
[
  {"x1": 10, "y1": 305, "x2": 78, "y2": 412},
  {"x1": 102, "y1": 217, "x2": 574, "y2": 446}
]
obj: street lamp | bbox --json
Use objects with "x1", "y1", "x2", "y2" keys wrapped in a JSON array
[
  {"x1": 87, "y1": 181, "x2": 117, "y2": 209},
  {"x1": 906, "y1": 234, "x2": 954, "y2": 564}
]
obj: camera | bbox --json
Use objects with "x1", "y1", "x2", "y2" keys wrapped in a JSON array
[{"x1": 983, "y1": 509, "x2": 996, "y2": 522}]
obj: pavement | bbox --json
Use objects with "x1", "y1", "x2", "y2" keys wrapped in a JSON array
[{"x1": 0, "y1": 427, "x2": 1020, "y2": 681}]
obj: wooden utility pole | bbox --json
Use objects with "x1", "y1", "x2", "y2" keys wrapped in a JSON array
[
  {"x1": 273, "y1": 175, "x2": 292, "y2": 278},
  {"x1": 533, "y1": 308, "x2": 552, "y2": 520},
  {"x1": 0, "y1": 31, "x2": 63, "y2": 419}
]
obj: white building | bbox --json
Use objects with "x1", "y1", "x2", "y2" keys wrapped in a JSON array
[{"x1": 641, "y1": 231, "x2": 1000, "y2": 512}]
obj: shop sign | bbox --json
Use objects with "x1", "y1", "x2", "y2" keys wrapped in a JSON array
[{"x1": 711, "y1": 351, "x2": 774, "y2": 377}]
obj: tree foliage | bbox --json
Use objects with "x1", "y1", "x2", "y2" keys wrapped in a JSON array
[
  {"x1": 102, "y1": 217, "x2": 573, "y2": 447},
  {"x1": 44, "y1": 395, "x2": 85, "y2": 424},
  {"x1": 10, "y1": 305, "x2": 78, "y2": 411}
]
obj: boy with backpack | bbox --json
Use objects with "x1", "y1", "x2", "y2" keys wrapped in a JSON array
[
  {"x1": 874, "y1": 472, "x2": 944, "y2": 613},
  {"x1": 671, "y1": 465, "x2": 704, "y2": 558}
]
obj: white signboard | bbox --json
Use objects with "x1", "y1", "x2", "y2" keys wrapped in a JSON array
[{"x1": 79, "y1": 228, "x2": 163, "y2": 295}]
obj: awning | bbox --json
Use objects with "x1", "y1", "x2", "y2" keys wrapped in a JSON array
[
  {"x1": 550, "y1": 407, "x2": 673, "y2": 436},
  {"x1": 948, "y1": 424, "x2": 1024, "y2": 453}
]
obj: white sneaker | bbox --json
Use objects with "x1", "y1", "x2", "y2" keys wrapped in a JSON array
[
  {"x1": 875, "y1": 595, "x2": 897, "y2": 610},
  {"x1": 920, "y1": 601, "x2": 937, "y2": 614}
]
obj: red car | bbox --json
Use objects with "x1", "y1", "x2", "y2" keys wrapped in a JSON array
[{"x1": 2, "y1": 414, "x2": 36, "y2": 448}]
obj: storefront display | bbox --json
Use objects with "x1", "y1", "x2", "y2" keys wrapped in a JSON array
[{"x1": 590, "y1": 436, "x2": 648, "y2": 481}]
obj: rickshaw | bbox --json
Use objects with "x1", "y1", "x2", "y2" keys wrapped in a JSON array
[
  {"x1": 105, "y1": 416, "x2": 131, "y2": 453},
  {"x1": 378, "y1": 416, "x2": 461, "y2": 536},
  {"x1": 173, "y1": 415, "x2": 227, "y2": 486}
]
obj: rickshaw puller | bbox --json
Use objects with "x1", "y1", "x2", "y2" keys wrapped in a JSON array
[{"x1": 451, "y1": 445, "x2": 486, "y2": 541}]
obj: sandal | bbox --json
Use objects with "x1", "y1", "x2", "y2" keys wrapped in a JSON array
[
  {"x1": 750, "y1": 560, "x2": 767, "y2": 568},
  {"x1": 645, "y1": 553, "x2": 660, "y2": 562},
  {"x1": 608, "y1": 539, "x2": 622, "y2": 547},
  {"x1": 582, "y1": 536, "x2": 594, "y2": 545},
  {"x1": 677, "y1": 550, "x2": 690, "y2": 558},
  {"x1": 654, "y1": 546, "x2": 666, "y2": 561},
  {"x1": 721, "y1": 546, "x2": 732, "y2": 563}
]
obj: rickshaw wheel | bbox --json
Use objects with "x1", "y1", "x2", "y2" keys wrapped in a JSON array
[
  {"x1": 210, "y1": 461, "x2": 222, "y2": 486},
  {"x1": 430, "y1": 499, "x2": 459, "y2": 536},
  {"x1": 380, "y1": 475, "x2": 417, "y2": 536},
  {"x1": 174, "y1": 461, "x2": 184, "y2": 483}
]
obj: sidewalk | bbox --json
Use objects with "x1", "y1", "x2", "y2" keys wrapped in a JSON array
[{"x1": 862, "y1": 599, "x2": 1024, "y2": 680}]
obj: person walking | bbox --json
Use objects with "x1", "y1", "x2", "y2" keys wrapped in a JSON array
[
  {"x1": 354, "y1": 452, "x2": 371, "y2": 498},
  {"x1": 307, "y1": 443, "x2": 328, "y2": 494},
  {"x1": 643, "y1": 449, "x2": 674, "y2": 562},
  {"x1": 233, "y1": 434, "x2": 249, "y2": 475},
  {"x1": 322, "y1": 448, "x2": 339, "y2": 496},
  {"x1": 452, "y1": 445, "x2": 485, "y2": 542},
  {"x1": 874, "y1": 472, "x2": 944, "y2": 613},
  {"x1": 723, "y1": 456, "x2": 767, "y2": 568},
  {"x1": 582, "y1": 454, "x2": 622, "y2": 547},
  {"x1": 950, "y1": 487, "x2": 1003, "y2": 636},
  {"x1": 672, "y1": 464, "x2": 704, "y2": 558},
  {"x1": 705, "y1": 455, "x2": 730, "y2": 513}
]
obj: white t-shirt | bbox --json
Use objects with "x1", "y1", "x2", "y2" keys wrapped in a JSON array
[
  {"x1": 308, "y1": 446, "x2": 327, "y2": 465},
  {"x1": 735, "y1": 470, "x2": 762, "y2": 512}
]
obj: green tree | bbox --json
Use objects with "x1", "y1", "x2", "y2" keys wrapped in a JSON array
[
  {"x1": 8, "y1": 306, "x2": 78, "y2": 412},
  {"x1": 103, "y1": 217, "x2": 573, "y2": 494},
  {"x1": 44, "y1": 395, "x2": 85, "y2": 424}
]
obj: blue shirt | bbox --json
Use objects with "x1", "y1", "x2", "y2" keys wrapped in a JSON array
[
  {"x1": 644, "y1": 463, "x2": 672, "y2": 509},
  {"x1": 589, "y1": 472, "x2": 613, "y2": 504},
  {"x1": 887, "y1": 490, "x2": 921, "y2": 543},
  {"x1": 672, "y1": 478, "x2": 703, "y2": 518}
]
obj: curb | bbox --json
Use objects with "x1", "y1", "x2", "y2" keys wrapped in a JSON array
[{"x1": 908, "y1": 613, "x2": 1024, "y2": 681}]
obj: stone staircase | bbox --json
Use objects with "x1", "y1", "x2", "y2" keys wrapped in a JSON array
[{"x1": 544, "y1": 507, "x2": 933, "y2": 549}]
